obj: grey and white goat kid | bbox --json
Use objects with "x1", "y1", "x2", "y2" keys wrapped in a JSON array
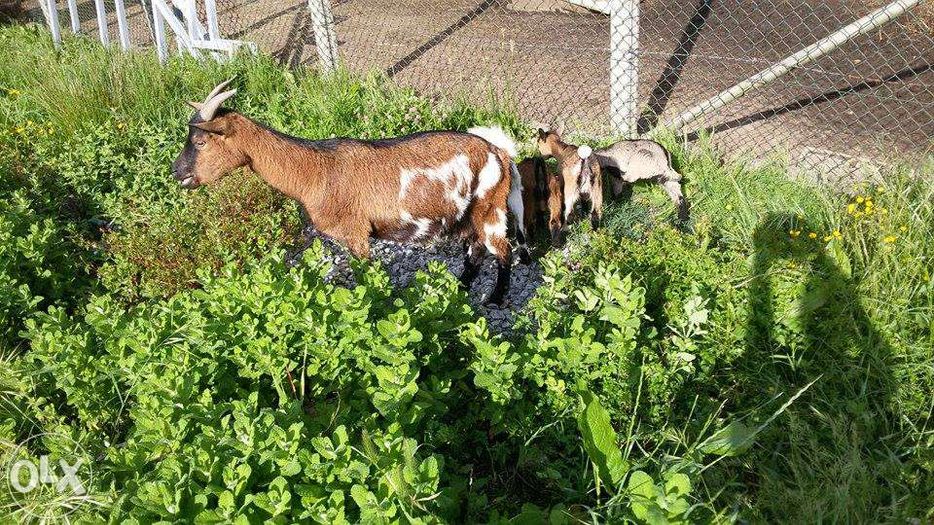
[{"x1": 594, "y1": 139, "x2": 689, "y2": 222}]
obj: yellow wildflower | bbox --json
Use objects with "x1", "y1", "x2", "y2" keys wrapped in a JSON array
[
  {"x1": 823, "y1": 235, "x2": 832, "y2": 242},
  {"x1": 808, "y1": 232, "x2": 817, "y2": 239},
  {"x1": 832, "y1": 230, "x2": 842, "y2": 239},
  {"x1": 883, "y1": 235, "x2": 896, "y2": 244},
  {"x1": 725, "y1": 204, "x2": 733, "y2": 211},
  {"x1": 6, "y1": 88, "x2": 20, "y2": 97},
  {"x1": 847, "y1": 203, "x2": 856, "y2": 214},
  {"x1": 900, "y1": 225, "x2": 908, "y2": 233},
  {"x1": 856, "y1": 196, "x2": 865, "y2": 204}
]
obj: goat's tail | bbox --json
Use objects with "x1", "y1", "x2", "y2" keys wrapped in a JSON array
[
  {"x1": 470, "y1": 126, "x2": 529, "y2": 263},
  {"x1": 467, "y1": 125, "x2": 518, "y2": 158}
]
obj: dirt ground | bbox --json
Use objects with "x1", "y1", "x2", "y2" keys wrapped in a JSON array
[{"x1": 32, "y1": 0, "x2": 934, "y2": 181}]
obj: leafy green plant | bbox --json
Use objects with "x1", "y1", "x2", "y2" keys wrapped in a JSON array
[{"x1": 1, "y1": 24, "x2": 933, "y2": 524}]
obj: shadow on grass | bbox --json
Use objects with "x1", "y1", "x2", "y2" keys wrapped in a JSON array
[{"x1": 737, "y1": 211, "x2": 897, "y2": 520}]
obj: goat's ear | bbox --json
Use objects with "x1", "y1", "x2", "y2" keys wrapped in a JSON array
[{"x1": 190, "y1": 119, "x2": 229, "y2": 135}]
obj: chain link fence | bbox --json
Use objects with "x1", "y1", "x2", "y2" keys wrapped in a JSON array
[{"x1": 24, "y1": 0, "x2": 934, "y2": 182}]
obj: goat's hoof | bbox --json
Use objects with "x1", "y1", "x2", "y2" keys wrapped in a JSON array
[
  {"x1": 485, "y1": 297, "x2": 508, "y2": 308},
  {"x1": 517, "y1": 247, "x2": 532, "y2": 265},
  {"x1": 483, "y1": 289, "x2": 508, "y2": 306}
]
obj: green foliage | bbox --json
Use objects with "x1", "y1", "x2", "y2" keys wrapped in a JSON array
[
  {"x1": 577, "y1": 391, "x2": 628, "y2": 488},
  {"x1": 1, "y1": 24, "x2": 932, "y2": 525},
  {"x1": 625, "y1": 470, "x2": 693, "y2": 525},
  {"x1": 0, "y1": 190, "x2": 91, "y2": 346}
]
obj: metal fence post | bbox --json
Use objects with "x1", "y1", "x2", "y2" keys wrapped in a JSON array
[
  {"x1": 114, "y1": 0, "x2": 132, "y2": 50},
  {"x1": 153, "y1": 1, "x2": 168, "y2": 62},
  {"x1": 205, "y1": 0, "x2": 221, "y2": 40},
  {"x1": 66, "y1": 0, "x2": 79, "y2": 33},
  {"x1": 41, "y1": 0, "x2": 63, "y2": 46},
  {"x1": 93, "y1": 0, "x2": 109, "y2": 45},
  {"x1": 308, "y1": 0, "x2": 339, "y2": 73},
  {"x1": 609, "y1": 0, "x2": 639, "y2": 137}
]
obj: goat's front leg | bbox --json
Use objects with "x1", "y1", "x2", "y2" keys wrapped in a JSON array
[
  {"x1": 589, "y1": 169, "x2": 604, "y2": 230},
  {"x1": 320, "y1": 221, "x2": 372, "y2": 259},
  {"x1": 545, "y1": 174, "x2": 565, "y2": 247},
  {"x1": 611, "y1": 174, "x2": 627, "y2": 198},
  {"x1": 340, "y1": 234, "x2": 371, "y2": 259}
]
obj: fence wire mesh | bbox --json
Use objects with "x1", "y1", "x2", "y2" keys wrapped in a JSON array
[{"x1": 25, "y1": 0, "x2": 934, "y2": 182}]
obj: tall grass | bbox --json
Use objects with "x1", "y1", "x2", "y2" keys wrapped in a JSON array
[{"x1": 0, "y1": 24, "x2": 526, "y2": 139}]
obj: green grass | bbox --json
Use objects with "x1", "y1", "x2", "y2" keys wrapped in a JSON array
[{"x1": 0, "y1": 23, "x2": 932, "y2": 523}]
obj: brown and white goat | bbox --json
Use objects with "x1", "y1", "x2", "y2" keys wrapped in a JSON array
[
  {"x1": 172, "y1": 79, "x2": 529, "y2": 304},
  {"x1": 536, "y1": 128, "x2": 603, "y2": 233}
]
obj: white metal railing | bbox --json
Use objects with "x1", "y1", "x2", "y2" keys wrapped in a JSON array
[{"x1": 38, "y1": 0, "x2": 256, "y2": 62}]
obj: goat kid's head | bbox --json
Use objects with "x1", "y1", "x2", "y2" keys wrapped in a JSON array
[
  {"x1": 173, "y1": 78, "x2": 248, "y2": 189},
  {"x1": 535, "y1": 124, "x2": 564, "y2": 158}
]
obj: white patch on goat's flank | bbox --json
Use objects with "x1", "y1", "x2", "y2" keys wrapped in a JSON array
[
  {"x1": 483, "y1": 209, "x2": 507, "y2": 256},
  {"x1": 400, "y1": 210, "x2": 432, "y2": 240},
  {"x1": 577, "y1": 160, "x2": 593, "y2": 194},
  {"x1": 399, "y1": 155, "x2": 472, "y2": 200},
  {"x1": 447, "y1": 168, "x2": 472, "y2": 220},
  {"x1": 475, "y1": 153, "x2": 501, "y2": 199}
]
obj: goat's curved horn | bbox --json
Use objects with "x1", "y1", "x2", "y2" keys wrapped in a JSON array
[
  {"x1": 198, "y1": 88, "x2": 237, "y2": 121},
  {"x1": 186, "y1": 101, "x2": 204, "y2": 111},
  {"x1": 202, "y1": 77, "x2": 235, "y2": 105}
]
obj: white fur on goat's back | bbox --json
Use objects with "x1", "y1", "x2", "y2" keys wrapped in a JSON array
[
  {"x1": 475, "y1": 152, "x2": 502, "y2": 198},
  {"x1": 468, "y1": 126, "x2": 518, "y2": 158}
]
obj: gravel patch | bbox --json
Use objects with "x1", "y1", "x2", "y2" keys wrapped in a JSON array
[{"x1": 287, "y1": 227, "x2": 544, "y2": 334}]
